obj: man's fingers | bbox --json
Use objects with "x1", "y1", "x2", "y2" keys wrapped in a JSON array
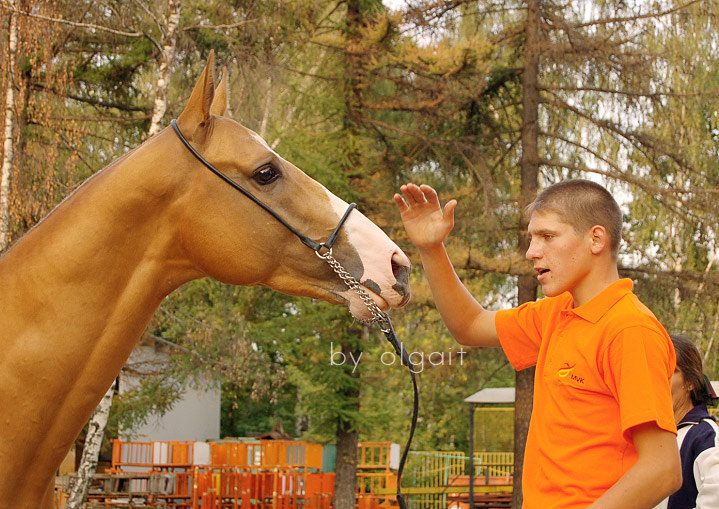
[
  {"x1": 398, "y1": 183, "x2": 448, "y2": 217},
  {"x1": 393, "y1": 193, "x2": 408, "y2": 212},
  {"x1": 398, "y1": 184, "x2": 419, "y2": 208},
  {"x1": 444, "y1": 199, "x2": 458, "y2": 224},
  {"x1": 420, "y1": 184, "x2": 441, "y2": 208},
  {"x1": 403, "y1": 183, "x2": 428, "y2": 205}
]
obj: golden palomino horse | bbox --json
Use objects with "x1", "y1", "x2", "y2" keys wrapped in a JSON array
[{"x1": 0, "y1": 52, "x2": 411, "y2": 508}]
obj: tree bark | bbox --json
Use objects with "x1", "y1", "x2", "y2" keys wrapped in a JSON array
[
  {"x1": 330, "y1": 3, "x2": 370, "y2": 506},
  {"x1": 66, "y1": 380, "x2": 116, "y2": 509},
  {"x1": 1, "y1": 10, "x2": 19, "y2": 252},
  {"x1": 333, "y1": 343, "x2": 360, "y2": 509},
  {"x1": 147, "y1": 0, "x2": 182, "y2": 137},
  {"x1": 512, "y1": 0, "x2": 541, "y2": 507},
  {"x1": 334, "y1": 417, "x2": 359, "y2": 509}
]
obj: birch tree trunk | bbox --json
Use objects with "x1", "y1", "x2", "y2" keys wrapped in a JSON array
[
  {"x1": 1, "y1": 10, "x2": 19, "y2": 252},
  {"x1": 65, "y1": 380, "x2": 116, "y2": 509},
  {"x1": 147, "y1": 0, "x2": 182, "y2": 137}
]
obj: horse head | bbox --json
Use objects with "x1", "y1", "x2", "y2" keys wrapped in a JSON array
[{"x1": 163, "y1": 52, "x2": 411, "y2": 319}]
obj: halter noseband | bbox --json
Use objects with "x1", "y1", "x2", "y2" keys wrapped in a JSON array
[{"x1": 170, "y1": 118, "x2": 417, "y2": 509}]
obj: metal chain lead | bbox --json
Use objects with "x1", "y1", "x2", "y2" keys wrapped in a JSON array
[{"x1": 316, "y1": 248, "x2": 391, "y2": 332}]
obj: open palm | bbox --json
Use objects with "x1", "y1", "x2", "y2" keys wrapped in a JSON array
[{"x1": 394, "y1": 183, "x2": 457, "y2": 249}]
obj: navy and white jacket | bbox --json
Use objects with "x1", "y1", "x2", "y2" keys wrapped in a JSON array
[{"x1": 655, "y1": 405, "x2": 719, "y2": 509}]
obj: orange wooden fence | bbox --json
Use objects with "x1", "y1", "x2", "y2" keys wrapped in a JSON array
[{"x1": 55, "y1": 440, "x2": 401, "y2": 509}]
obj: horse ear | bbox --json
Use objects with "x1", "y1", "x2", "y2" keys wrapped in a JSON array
[
  {"x1": 210, "y1": 66, "x2": 228, "y2": 117},
  {"x1": 177, "y1": 50, "x2": 216, "y2": 137}
]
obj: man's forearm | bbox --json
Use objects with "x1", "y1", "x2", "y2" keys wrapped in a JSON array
[
  {"x1": 418, "y1": 243, "x2": 497, "y2": 347},
  {"x1": 589, "y1": 425, "x2": 681, "y2": 509},
  {"x1": 589, "y1": 462, "x2": 678, "y2": 509}
]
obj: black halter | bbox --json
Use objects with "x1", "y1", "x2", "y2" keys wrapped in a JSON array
[
  {"x1": 170, "y1": 119, "x2": 356, "y2": 252},
  {"x1": 171, "y1": 118, "x2": 417, "y2": 509}
]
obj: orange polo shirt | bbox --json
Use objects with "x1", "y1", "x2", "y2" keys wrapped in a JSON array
[{"x1": 495, "y1": 278, "x2": 676, "y2": 508}]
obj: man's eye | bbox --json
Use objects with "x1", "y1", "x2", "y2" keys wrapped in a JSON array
[{"x1": 253, "y1": 165, "x2": 280, "y2": 185}]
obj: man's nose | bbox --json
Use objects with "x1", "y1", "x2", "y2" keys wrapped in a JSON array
[{"x1": 525, "y1": 240, "x2": 540, "y2": 260}]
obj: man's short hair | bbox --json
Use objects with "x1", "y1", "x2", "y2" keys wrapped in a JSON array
[{"x1": 525, "y1": 179, "x2": 623, "y2": 258}]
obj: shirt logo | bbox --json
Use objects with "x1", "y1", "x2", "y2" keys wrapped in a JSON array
[
  {"x1": 557, "y1": 362, "x2": 585, "y2": 384},
  {"x1": 558, "y1": 362, "x2": 574, "y2": 377}
]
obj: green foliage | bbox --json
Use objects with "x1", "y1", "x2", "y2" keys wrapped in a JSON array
[
  {"x1": 110, "y1": 375, "x2": 185, "y2": 433},
  {"x1": 474, "y1": 408, "x2": 514, "y2": 452},
  {"x1": 222, "y1": 380, "x2": 299, "y2": 438},
  {"x1": 5, "y1": 0, "x2": 719, "y2": 462},
  {"x1": 237, "y1": 292, "x2": 368, "y2": 442}
]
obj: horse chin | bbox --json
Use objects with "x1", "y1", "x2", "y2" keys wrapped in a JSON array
[
  {"x1": 269, "y1": 281, "x2": 388, "y2": 322},
  {"x1": 305, "y1": 285, "x2": 387, "y2": 322},
  {"x1": 342, "y1": 287, "x2": 389, "y2": 323}
]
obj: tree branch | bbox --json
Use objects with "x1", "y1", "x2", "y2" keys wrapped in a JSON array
[
  {"x1": 183, "y1": 19, "x2": 259, "y2": 31},
  {"x1": 33, "y1": 84, "x2": 150, "y2": 114},
  {"x1": 537, "y1": 157, "x2": 703, "y2": 226},
  {"x1": 620, "y1": 265, "x2": 719, "y2": 287},
  {"x1": 543, "y1": 85, "x2": 719, "y2": 99},
  {"x1": 451, "y1": 248, "x2": 533, "y2": 277},
  {"x1": 0, "y1": 2, "x2": 143, "y2": 37},
  {"x1": 572, "y1": 0, "x2": 703, "y2": 29}
]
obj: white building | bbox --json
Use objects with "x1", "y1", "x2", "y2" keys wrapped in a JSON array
[{"x1": 119, "y1": 336, "x2": 220, "y2": 442}]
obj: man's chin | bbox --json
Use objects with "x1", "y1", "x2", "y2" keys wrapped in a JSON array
[{"x1": 539, "y1": 283, "x2": 563, "y2": 298}]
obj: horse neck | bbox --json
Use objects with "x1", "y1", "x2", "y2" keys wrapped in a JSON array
[
  {"x1": 0, "y1": 132, "x2": 207, "y2": 501},
  {"x1": 0, "y1": 132, "x2": 198, "y2": 351}
]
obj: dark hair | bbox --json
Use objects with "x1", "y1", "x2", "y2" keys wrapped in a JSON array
[
  {"x1": 525, "y1": 179, "x2": 623, "y2": 259},
  {"x1": 671, "y1": 334, "x2": 717, "y2": 407}
]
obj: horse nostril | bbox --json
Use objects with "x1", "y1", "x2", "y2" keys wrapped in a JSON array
[
  {"x1": 390, "y1": 252, "x2": 411, "y2": 303},
  {"x1": 392, "y1": 259, "x2": 401, "y2": 278},
  {"x1": 391, "y1": 251, "x2": 411, "y2": 281}
]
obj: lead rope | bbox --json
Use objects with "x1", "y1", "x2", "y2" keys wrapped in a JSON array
[{"x1": 317, "y1": 248, "x2": 418, "y2": 509}]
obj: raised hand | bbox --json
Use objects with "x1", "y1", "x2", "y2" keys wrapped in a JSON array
[{"x1": 393, "y1": 183, "x2": 457, "y2": 250}]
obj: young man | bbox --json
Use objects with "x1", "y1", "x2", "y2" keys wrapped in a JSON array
[{"x1": 394, "y1": 180, "x2": 682, "y2": 508}]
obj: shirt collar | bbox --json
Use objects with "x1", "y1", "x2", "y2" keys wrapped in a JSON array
[
  {"x1": 569, "y1": 278, "x2": 634, "y2": 324},
  {"x1": 678, "y1": 405, "x2": 712, "y2": 427}
]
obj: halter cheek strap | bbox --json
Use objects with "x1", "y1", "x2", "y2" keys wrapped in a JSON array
[{"x1": 170, "y1": 119, "x2": 356, "y2": 252}]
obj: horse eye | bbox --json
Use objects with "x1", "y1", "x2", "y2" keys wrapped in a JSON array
[{"x1": 253, "y1": 165, "x2": 280, "y2": 185}]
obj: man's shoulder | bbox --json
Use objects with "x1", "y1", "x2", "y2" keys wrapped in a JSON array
[
  {"x1": 499, "y1": 291, "x2": 572, "y2": 318},
  {"x1": 594, "y1": 292, "x2": 671, "y2": 354},
  {"x1": 497, "y1": 292, "x2": 573, "y2": 334},
  {"x1": 603, "y1": 291, "x2": 663, "y2": 329}
]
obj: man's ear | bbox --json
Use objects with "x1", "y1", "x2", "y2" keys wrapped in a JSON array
[
  {"x1": 177, "y1": 50, "x2": 216, "y2": 139},
  {"x1": 589, "y1": 225, "x2": 608, "y2": 255},
  {"x1": 210, "y1": 66, "x2": 228, "y2": 117}
]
